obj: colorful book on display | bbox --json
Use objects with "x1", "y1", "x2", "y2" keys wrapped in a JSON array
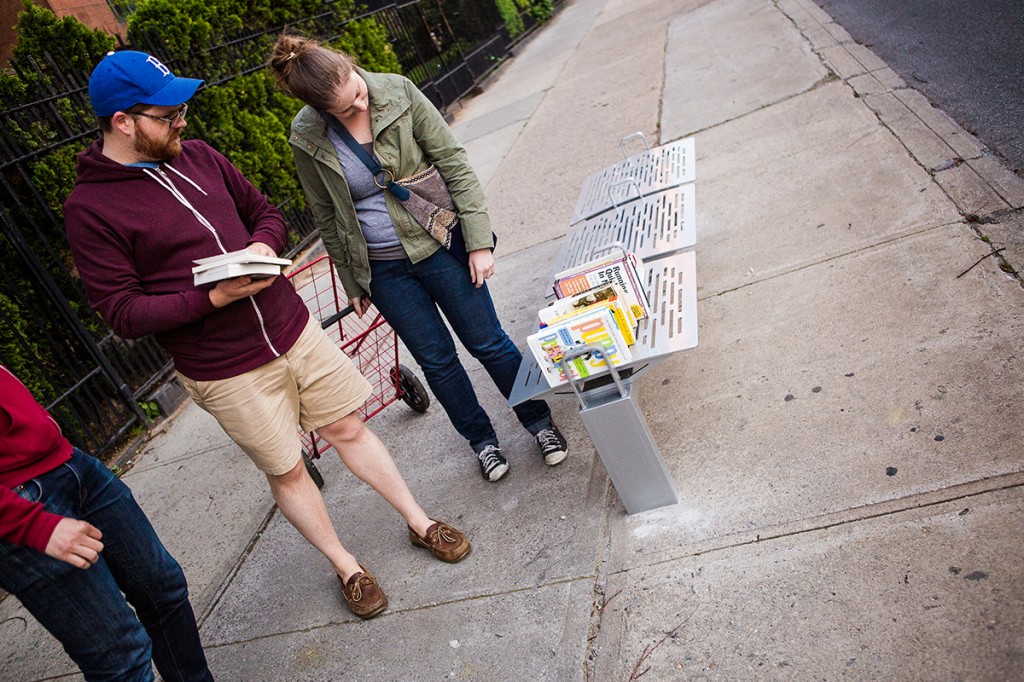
[
  {"x1": 552, "y1": 252, "x2": 650, "y2": 320},
  {"x1": 538, "y1": 284, "x2": 638, "y2": 345},
  {"x1": 192, "y1": 249, "x2": 292, "y2": 286},
  {"x1": 526, "y1": 307, "x2": 633, "y2": 387}
]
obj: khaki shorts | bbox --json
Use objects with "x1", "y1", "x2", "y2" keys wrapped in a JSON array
[{"x1": 178, "y1": 316, "x2": 372, "y2": 475}]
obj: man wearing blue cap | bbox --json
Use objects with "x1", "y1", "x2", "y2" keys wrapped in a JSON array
[{"x1": 64, "y1": 51, "x2": 470, "y2": 623}]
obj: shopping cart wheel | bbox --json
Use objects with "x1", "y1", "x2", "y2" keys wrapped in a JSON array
[
  {"x1": 302, "y1": 450, "x2": 325, "y2": 489},
  {"x1": 396, "y1": 364, "x2": 430, "y2": 414}
]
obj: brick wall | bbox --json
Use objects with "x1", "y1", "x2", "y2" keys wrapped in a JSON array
[
  {"x1": 1, "y1": 0, "x2": 126, "y2": 65},
  {"x1": 47, "y1": 0, "x2": 125, "y2": 38},
  {"x1": 1, "y1": 0, "x2": 25, "y2": 63}
]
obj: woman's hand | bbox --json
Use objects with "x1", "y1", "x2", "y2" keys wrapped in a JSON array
[
  {"x1": 350, "y1": 295, "x2": 371, "y2": 317},
  {"x1": 467, "y1": 249, "x2": 495, "y2": 288}
]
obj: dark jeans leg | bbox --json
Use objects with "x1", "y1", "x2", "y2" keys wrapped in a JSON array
[
  {"x1": 415, "y1": 250, "x2": 552, "y2": 433},
  {"x1": 370, "y1": 256, "x2": 497, "y2": 450},
  {"x1": 371, "y1": 250, "x2": 552, "y2": 440},
  {"x1": 0, "y1": 449, "x2": 213, "y2": 682}
]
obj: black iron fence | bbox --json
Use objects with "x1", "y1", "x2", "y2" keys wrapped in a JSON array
[{"x1": 0, "y1": 0, "x2": 561, "y2": 458}]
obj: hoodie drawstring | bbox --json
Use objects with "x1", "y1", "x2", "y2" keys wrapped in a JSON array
[
  {"x1": 164, "y1": 163, "x2": 209, "y2": 196},
  {"x1": 144, "y1": 167, "x2": 227, "y2": 253},
  {"x1": 143, "y1": 165, "x2": 281, "y2": 358}
]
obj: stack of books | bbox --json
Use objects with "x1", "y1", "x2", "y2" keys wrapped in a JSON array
[
  {"x1": 192, "y1": 249, "x2": 292, "y2": 287},
  {"x1": 527, "y1": 252, "x2": 650, "y2": 387}
]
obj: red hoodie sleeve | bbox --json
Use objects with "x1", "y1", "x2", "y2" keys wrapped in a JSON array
[
  {"x1": 0, "y1": 367, "x2": 72, "y2": 553},
  {"x1": 0, "y1": 485, "x2": 63, "y2": 553}
]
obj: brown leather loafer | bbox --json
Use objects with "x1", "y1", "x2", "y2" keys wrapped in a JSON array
[
  {"x1": 408, "y1": 520, "x2": 471, "y2": 563},
  {"x1": 338, "y1": 568, "x2": 388, "y2": 619}
]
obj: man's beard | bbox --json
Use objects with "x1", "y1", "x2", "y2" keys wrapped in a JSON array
[{"x1": 134, "y1": 126, "x2": 182, "y2": 161}]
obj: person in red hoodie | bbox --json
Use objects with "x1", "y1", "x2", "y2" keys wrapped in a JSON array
[
  {"x1": 0, "y1": 365, "x2": 213, "y2": 681},
  {"x1": 63, "y1": 51, "x2": 469, "y2": 621}
]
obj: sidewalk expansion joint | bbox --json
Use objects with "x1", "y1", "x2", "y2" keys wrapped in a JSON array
[
  {"x1": 123, "y1": 439, "x2": 238, "y2": 476},
  {"x1": 677, "y1": 78, "x2": 833, "y2": 142},
  {"x1": 610, "y1": 471, "x2": 1024, "y2": 575},
  {"x1": 197, "y1": 503, "x2": 279, "y2": 627},
  {"x1": 201, "y1": 576, "x2": 594, "y2": 649},
  {"x1": 704, "y1": 219, "x2": 959, "y2": 299},
  {"x1": 583, "y1": 478, "x2": 616, "y2": 680}
]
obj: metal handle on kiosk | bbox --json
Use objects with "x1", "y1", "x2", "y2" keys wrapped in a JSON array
[
  {"x1": 589, "y1": 240, "x2": 629, "y2": 262},
  {"x1": 558, "y1": 343, "x2": 628, "y2": 410},
  {"x1": 606, "y1": 178, "x2": 642, "y2": 210},
  {"x1": 620, "y1": 131, "x2": 650, "y2": 158}
]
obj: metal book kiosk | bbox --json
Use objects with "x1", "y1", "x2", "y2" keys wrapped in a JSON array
[{"x1": 509, "y1": 132, "x2": 699, "y2": 514}]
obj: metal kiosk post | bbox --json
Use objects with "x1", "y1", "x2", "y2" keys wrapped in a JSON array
[
  {"x1": 560, "y1": 344, "x2": 679, "y2": 514},
  {"x1": 508, "y1": 132, "x2": 700, "y2": 515}
]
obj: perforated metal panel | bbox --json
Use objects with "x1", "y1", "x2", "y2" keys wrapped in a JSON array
[
  {"x1": 635, "y1": 250, "x2": 698, "y2": 356},
  {"x1": 556, "y1": 185, "x2": 696, "y2": 271},
  {"x1": 571, "y1": 137, "x2": 696, "y2": 224},
  {"x1": 508, "y1": 250, "x2": 698, "y2": 406},
  {"x1": 508, "y1": 354, "x2": 554, "y2": 406}
]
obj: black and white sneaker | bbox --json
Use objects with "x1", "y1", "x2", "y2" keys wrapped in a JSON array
[
  {"x1": 477, "y1": 444, "x2": 509, "y2": 482},
  {"x1": 535, "y1": 424, "x2": 568, "y2": 466}
]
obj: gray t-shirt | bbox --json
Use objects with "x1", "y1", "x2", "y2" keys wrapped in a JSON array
[{"x1": 327, "y1": 127, "x2": 405, "y2": 260}]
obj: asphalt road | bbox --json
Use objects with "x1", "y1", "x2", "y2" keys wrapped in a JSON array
[{"x1": 815, "y1": 0, "x2": 1024, "y2": 176}]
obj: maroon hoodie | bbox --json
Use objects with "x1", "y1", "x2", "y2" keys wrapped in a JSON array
[
  {"x1": 64, "y1": 139, "x2": 309, "y2": 380},
  {"x1": 0, "y1": 366, "x2": 73, "y2": 552}
]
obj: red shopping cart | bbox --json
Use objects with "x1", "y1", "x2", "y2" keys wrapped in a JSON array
[{"x1": 288, "y1": 255, "x2": 429, "y2": 487}]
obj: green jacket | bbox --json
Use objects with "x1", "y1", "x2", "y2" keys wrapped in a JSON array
[{"x1": 289, "y1": 68, "x2": 493, "y2": 299}]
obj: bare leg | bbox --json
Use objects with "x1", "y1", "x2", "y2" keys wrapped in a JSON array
[
  {"x1": 317, "y1": 412, "x2": 433, "y2": 537},
  {"x1": 265, "y1": 460, "x2": 362, "y2": 580}
]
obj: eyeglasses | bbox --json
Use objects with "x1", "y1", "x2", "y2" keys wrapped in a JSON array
[{"x1": 132, "y1": 103, "x2": 188, "y2": 127}]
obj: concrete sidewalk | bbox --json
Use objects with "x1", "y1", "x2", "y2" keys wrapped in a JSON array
[{"x1": 4, "y1": 0, "x2": 1022, "y2": 679}]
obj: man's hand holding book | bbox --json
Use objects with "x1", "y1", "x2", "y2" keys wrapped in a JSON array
[{"x1": 194, "y1": 244, "x2": 292, "y2": 307}]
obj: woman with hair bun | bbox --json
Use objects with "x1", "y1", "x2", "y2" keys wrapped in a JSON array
[{"x1": 269, "y1": 34, "x2": 568, "y2": 483}]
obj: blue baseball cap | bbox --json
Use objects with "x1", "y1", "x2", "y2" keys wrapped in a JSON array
[{"x1": 89, "y1": 50, "x2": 204, "y2": 117}]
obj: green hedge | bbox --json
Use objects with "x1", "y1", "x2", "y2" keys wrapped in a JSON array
[
  {"x1": 1, "y1": 0, "x2": 556, "y2": 405},
  {"x1": 124, "y1": 0, "x2": 401, "y2": 210},
  {"x1": 496, "y1": 0, "x2": 553, "y2": 36},
  {"x1": 2, "y1": 0, "x2": 402, "y2": 218},
  {"x1": 1, "y1": 0, "x2": 401, "y2": 397}
]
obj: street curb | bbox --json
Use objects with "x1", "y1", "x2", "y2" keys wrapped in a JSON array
[{"x1": 777, "y1": 0, "x2": 1024, "y2": 283}]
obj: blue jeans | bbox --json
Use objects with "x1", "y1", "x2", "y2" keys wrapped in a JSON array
[
  {"x1": 369, "y1": 248, "x2": 551, "y2": 451},
  {"x1": 0, "y1": 449, "x2": 213, "y2": 682}
]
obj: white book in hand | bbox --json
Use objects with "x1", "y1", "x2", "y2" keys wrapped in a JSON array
[
  {"x1": 193, "y1": 262, "x2": 285, "y2": 286},
  {"x1": 192, "y1": 249, "x2": 292, "y2": 286}
]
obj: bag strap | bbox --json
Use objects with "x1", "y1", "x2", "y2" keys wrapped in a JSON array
[{"x1": 320, "y1": 112, "x2": 410, "y2": 201}]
